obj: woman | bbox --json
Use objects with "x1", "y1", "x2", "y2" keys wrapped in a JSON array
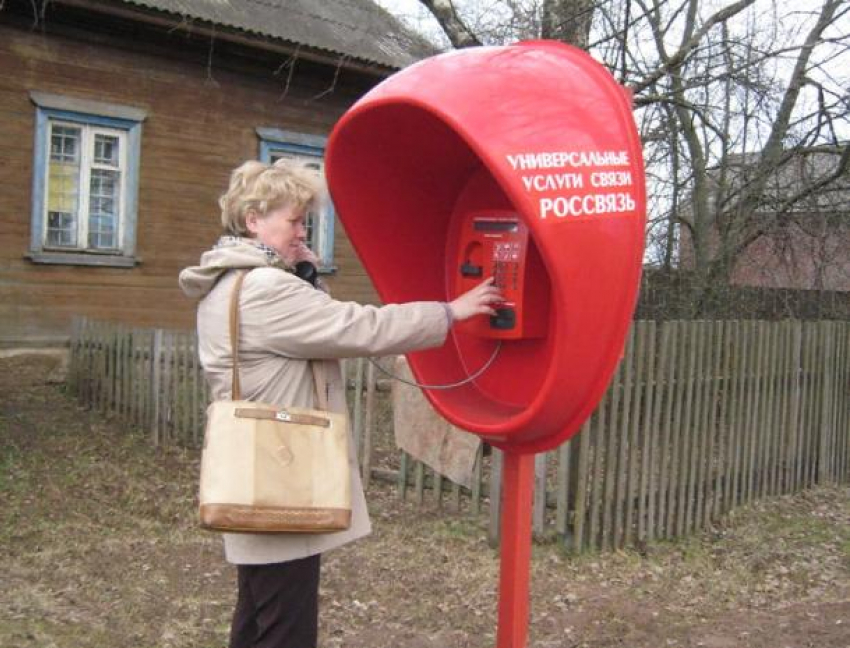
[{"x1": 178, "y1": 159, "x2": 501, "y2": 648}]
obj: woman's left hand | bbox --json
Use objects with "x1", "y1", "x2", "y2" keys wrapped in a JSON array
[
  {"x1": 292, "y1": 242, "x2": 320, "y2": 266},
  {"x1": 449, "y1": 277, "x2": 503, "y2": 321}
]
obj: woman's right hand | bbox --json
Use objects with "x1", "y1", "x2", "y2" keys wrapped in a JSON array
[{"x1": 449, "y1": 277, "x2": 504, "y2": 322}]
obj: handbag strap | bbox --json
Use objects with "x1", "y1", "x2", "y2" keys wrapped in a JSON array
[
  {"x1": 228, "y1": 270, "x2": 250, "y2": 400},
  {"x1": 312, "y1": 360, "x2": 329, "y2": 410},
  {"x1": 228, "y1": 268, "x2": 330, "y2": 410}
]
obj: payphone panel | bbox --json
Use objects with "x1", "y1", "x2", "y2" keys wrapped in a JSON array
[{"x1": 454, "y1": 212, "x2": 545, "y2": 340}]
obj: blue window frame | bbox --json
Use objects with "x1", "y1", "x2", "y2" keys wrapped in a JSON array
[
  {"x1": 257, "y1": 128, "x2": 336, "y2": 273},
  {"x1": 28, "y1": 92, "x2": 145, "y2": 267}
]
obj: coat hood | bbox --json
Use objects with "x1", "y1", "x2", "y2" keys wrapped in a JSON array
[{"x1": 178, "y1": 238, "x2": 287, "y2": 300}]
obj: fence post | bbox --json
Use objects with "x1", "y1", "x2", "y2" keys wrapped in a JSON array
[
  {"x1": 451, "y1": 478, "x2": 462, "y2": 513},
  {"x1": 647, "y1": 321, "x2": 669, "y2": 542},
  {"x1": 488, "y1": 448, "x2": 504, "y2": 548},
  {"x1": 614, "y1": 325, "x2": 636, "y2": 548},
  {"x1": 787, "y1": 321, "x2": 802, "y2": 493},
  {"x1": 841, "y1": 324, "x2": 850, "y2": 483},
  {"x1": 117, "y1": 325, "x2": 126, "y2": 416},
  {"x1": 708, "y1": 320, "x2": 727, "y2": 524},
  {"x1": 666, "y1": 322, "x2": 687, "y2": 539},
  {"x1": 830, "y1": 322, "x2": 840, "y2": 483},
  {"x1": 638, "y1": 320, "x2": 658, "y2": 544},
  {"x1": 742, "y1": 322, "x2": 760, "y2": 505},
  {"x1": 151, "y1": 329, "x2": 163, "y2": 446},
  {"x1": 602, "y1": 349, "x2": 623, "y2": 551},
  {"x1": 678, "y1": 320, "x2": 699, "y2": 538},
  {"x1": 555, "y1": 440, "x2": 572, "y2": 542},
  {"x1": 471, "y1": 444, "x2": 484, "y2": 515},
  {"x1": 352, "y1": 358, "x2": 364, "y2": 459},
  {"x1": 67, "y1": 317, "x2": 81, "y2": 395},
  {"x1": 802, "y1": 323, "x2": 817, "y2": 489},
  {"x1": 589, "y1": 387, "x2": 609, "y2": 550},
  {"x1": 362, "y1": 359, "x2": 376, "y2": 488},
  {"x1": 107, "y1": 323, "x2": 117, "y2": 415},
  {"x1": 625, "y1": 322, "x2": 646, "y2": 547},
  {"x1": 191, "y1": 333, "x2": 201, "y2": 445},
  {"x1": 819, "y1": 322, "x2": 834, "y2": 484},
  {"x1": 571, "y1": 419, "x2": 592, "y2": 553},
  {"x1": 434, "y1": 466, "x2": 444, "y2": 508},
  {"x1": 696, "y1": 323, "x2": 711, "y2": 532},
  {"x1": 414, "y1": 459, "x2": 426, "y2": 506},
  {"x1": 532, "y1": 453, "x2": 547, "y2": 538},
  {"x1": 767, "y1": 322, "x2": 784, "y2": 495},
  {"x1": 695, "y1": 321, "x2": 715, "y2": 532},
  {"x1": 138, "y1": 328, "x2": 148, "y2": 430},
  {"x1": 397, "y1": 451, "x2": 409, "y2": 500},
  {"x1": 93, "y1": 320, "x2": 103, "y2": 412}
]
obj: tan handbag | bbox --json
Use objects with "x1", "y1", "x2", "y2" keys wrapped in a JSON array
[{"x1": 199, "y1": 270, "x2": 352, "y2": 533}]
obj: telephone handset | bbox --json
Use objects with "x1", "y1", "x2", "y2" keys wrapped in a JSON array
[
  {"x1": 455, "y1": 211, "x2": 546, "y2": 340},
  {"x1": 294, "y1": 261, "x2": 319, "y2": 287}
]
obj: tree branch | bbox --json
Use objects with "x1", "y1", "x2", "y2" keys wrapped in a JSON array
[
  {"x1": 763, "y1": 2, "x2": 844, "y2": 152},
  {"x1": 417, "y1": 0, "x2": 481, "y2": 48},
  {"x1": 740, "y1": 0, "x2": 845, "y2": 209},
  {"x1": 630, "y1": 0, "x2": 756, "y2": 96},
  {"x1": 773, "y1": 145, "x2": 850, "y2": 216}
]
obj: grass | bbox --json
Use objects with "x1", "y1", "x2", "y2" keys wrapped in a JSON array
[{"x1": 2, "y1": 354, "x2": 849, "y2": 648}]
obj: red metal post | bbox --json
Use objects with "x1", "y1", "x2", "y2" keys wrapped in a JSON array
[{"x1": 496, "y1": 451, "x2": 535, "y2": 648}]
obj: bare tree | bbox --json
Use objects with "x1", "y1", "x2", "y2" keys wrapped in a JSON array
[
  {"x1": 541, "y1": 0, "x2": 594, "y2": 46},
  {"x1": 411, "y1": 0, "x2": 850, "y2": 314},
  {"x1": 416, "y1": 0, "x2": 482, "y2": 47},
  {"x1": 633, "y1": 0, "x2": 850, "y2": 311}
]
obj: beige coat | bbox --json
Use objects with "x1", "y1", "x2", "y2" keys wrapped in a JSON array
[{"x1": 179, "y1": 241, "x2": 449, "y2": 564}]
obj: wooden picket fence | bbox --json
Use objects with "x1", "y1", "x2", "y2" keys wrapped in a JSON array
[{"x1": 67, "y1": 317, "x2": 850, "y2": 553}]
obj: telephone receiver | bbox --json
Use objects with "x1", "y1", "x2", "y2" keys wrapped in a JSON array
[{"x1": 294, "y1": 261, "x2": 319, "y2": 287}]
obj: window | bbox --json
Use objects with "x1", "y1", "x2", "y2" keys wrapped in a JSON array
[
  {"x1": 257, "y1": 128, "x2": 336, "y2": 273},
  {"x1": 29, "y1": 92, "x2": 145, "y2": 267},
  {"x1": 46, "y1": 124, "x2": 125, "y2": 250}
]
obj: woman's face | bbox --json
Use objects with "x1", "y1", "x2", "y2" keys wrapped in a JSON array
[{"x1": 245, "y1": 204, "x2": 308, "y2": 265}]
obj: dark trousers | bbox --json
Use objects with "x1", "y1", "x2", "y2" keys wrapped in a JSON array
[{"x1": 229, "y1": 555, "x2": 321, "y2": 648}]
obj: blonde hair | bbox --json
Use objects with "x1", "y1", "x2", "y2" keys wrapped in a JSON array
[{"x1": 219, "y1": 158, "x2": 320, "y2": 236}]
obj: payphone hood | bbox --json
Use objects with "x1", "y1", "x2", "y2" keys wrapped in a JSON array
[{"x1": 326, "y1": 41, "x2": 646, "y2": 452}]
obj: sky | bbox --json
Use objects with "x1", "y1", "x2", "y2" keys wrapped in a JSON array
[
  {"x1": 373, "y1": 0, "x2": 452, "y2": 48},
  {"x1": 369, "y1": 0, "x2": 849, "y2": 267}
]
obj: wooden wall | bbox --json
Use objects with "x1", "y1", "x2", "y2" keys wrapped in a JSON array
[{"x1": 0, "y1": 3, "x2": 381, "y2": 347}]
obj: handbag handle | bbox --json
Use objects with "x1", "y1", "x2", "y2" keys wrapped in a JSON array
[
  {"x1": 229, "y1": 270, "x2": 249, "y2": 400},
  {"x1": 228, "y1": 269, "x2": 328, "y2": 408}
]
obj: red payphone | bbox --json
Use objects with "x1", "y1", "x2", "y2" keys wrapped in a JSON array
[
  {"x1": 326, "y1": 40, "x2": 646, "y2": 648},
  {"x1": 325, "y1": 42, "x2": 644, "y2": 451}
]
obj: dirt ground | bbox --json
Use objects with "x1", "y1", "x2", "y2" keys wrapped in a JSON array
[{"x1": 1, "y1": 354, "x2": 849, "y2": 648}]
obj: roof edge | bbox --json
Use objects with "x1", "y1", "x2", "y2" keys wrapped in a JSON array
[{"x1": 53, "y1": 0, "x2": 399, "y2": 77}]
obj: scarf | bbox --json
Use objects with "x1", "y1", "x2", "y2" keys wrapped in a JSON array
[{"x1": 214, "y1": 235, "x2": 288, "y2": 268}]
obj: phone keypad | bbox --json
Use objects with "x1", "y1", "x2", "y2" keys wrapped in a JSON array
[
  {"x1": 494, "y1": 243, "x2": 521, "y2": 290},
  {"x1": 493, "y1": 260, "x2": 520, "y2": 291}
]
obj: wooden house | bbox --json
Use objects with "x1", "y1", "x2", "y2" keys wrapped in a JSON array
[{"x1": 0, "y1": 0, "x2": 436, "y2": 347}]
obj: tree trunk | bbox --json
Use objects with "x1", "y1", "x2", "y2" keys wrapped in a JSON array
[{"x1": 541, "y1": 0, "x2": 594, "y2": 48}]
